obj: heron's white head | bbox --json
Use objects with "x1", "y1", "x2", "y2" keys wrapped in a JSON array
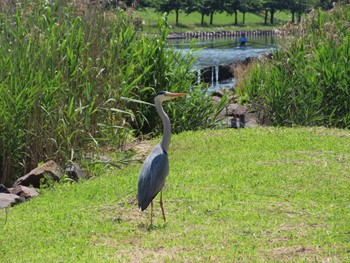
[{"x1": 155, "y1": 91, "x2": 187, "y2": 102}]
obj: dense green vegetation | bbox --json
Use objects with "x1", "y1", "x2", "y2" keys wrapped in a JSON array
[
  {"x1": 137, "y1": 9, "x2": 291, "y2": 33},
  {"x1": 133, "y1": 0, "x2": 335, "y2": 25},
  {"x1": 1, "y1": 127, "x2": 350, "y2": 261},
  {"x1": 0, "y1": 1, "x2": 225, "y2": 185},
  {"x1": 239, "y1": 4, "x2": 350, "y2": 128}
]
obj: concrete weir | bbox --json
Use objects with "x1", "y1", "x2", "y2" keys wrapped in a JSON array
[{"x1": 167, "y1": 29, "x2": 277, "y2": 39}]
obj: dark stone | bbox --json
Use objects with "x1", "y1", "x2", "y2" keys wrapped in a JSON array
[
  {"x1": 64, "y1": 163, "x2": 86, "y2": 181},
  {"x1": 231, "y1": 116, "x2": 245, "y2": 129},
  {"x1": 231, "y1": 105, "x2": 248, "y2": 128},
  {"x1": 0, "y1": 184, "x2": 10, "y2": 194},
  {"x1": 218, "y1": 65, "x2": 233, "y2": 82},
  {"x1": 210, "y1": 90, "x2": 224, "y2": 98},
  {"x1": 0, "y1": 193, "x2": 21, "y2": 208},
  {"x1": 221, "y1": 103, "x2": 258, "y2": 129},
  {"x1": 201, "y1": 66, "x2": 213, "y2": 83},
  {"x1": 13, "y1": 160, "x2": 63, "y2": 188}
]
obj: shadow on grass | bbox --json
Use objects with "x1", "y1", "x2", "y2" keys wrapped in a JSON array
[{"x1": 138, "y1": 222, "x2": 167, "y2": 232}]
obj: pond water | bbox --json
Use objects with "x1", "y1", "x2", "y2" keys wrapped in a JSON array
[{"x1": 167, "y1": 35, "x2": 277, "y2": 92}]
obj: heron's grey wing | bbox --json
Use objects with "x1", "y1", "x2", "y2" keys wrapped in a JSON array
[{"x1": 138, "y1": 146, "x2": 169, "y2": 211}]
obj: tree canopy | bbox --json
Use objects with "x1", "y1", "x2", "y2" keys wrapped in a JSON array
[{"x1": 131, "y1": 0, "x2": 336, "y2": 25}]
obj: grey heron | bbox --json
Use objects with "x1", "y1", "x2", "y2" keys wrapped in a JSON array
[{"x1": 138, "y1": 91, "x2": 187, "y2": 225}]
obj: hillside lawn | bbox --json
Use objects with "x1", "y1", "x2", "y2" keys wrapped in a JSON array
[
  {"x1": 1, "y1": 127, "x2": 350, "y2": 262},
  {"x1": 136, "y1": 9, "x2": 292, "y2": 33}
]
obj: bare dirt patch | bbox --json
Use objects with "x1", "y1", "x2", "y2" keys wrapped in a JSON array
[
  {"x1": 123, "y1": 139, "x2": 155, "y2": 161},
  {"x1": 264, "y1": 245, "x2": 319, "y2": 261}
]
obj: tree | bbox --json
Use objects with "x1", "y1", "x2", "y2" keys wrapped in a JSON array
[
  {"x1": 238, "y1": 0, "x2": 260, "y2": 24},
  {"x1": 284, "y1": 0, "x2": 317, "y2": 24},
  {"x1": 157, "y1": 0, "x2": 184, "y2": 25},
  {"x1": 262, "y1": 0, "x2": 288, "y2": 24},
  {"x1": 205, "y1": 0, "x2": 226, "y2": 25},
  {"x1": 136, "y1": 0, "x2": 160, "y2": 9},
  {"x1": 318, "y1": 0, "x2": 334, "y2": 10},
  {"x1": 225, "y1": 0, "x2": 239, "y2": 25},
  {"x1": 184, "y1": 0, "x2": 211, "y2": 26},
  {"x1": 185, "y1": 0, "x2": 225, "y2": 26},
  {"x1": 225, "y1": 0, "x2": 240, "y2": 25},
  {"x1": 285, "y1": 0, "x2": 308, "y2": 23}
]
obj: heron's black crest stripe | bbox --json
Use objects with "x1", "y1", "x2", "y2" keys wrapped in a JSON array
[{"x1": 157, "y1": 91, "x2": 166, "y2": 96}]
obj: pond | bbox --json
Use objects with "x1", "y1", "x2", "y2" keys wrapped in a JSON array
[{"x1": 167, "y1": 35, "x2": 277, "y2": 92}]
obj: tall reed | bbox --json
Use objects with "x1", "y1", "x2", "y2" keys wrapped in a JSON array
[
  {"x1": 241, "y1": 4, "x2": 350, "y2": 128},
  {"x1": 0, "y1": 1, "x2": 224, "y2": 185}
]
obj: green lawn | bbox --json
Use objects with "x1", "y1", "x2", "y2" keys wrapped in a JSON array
[
  {"x1": 1, "y1": 127, "x2": 350, "y2": 262},
  {"x1": 136, "y1": 9, "x2": 292, "y2": 33}
]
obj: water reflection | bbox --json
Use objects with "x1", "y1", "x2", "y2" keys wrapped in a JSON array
[{"x1": 168, "y1": 36, "x2": 277, "y2": 92}]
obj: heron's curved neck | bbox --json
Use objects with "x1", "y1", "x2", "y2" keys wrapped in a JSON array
[{"x1": 155, "y1": 98, "x2": 171, "y2": 153}]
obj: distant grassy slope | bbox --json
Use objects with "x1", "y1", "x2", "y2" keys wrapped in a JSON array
[
  {"x1": 1, "y1": 127, "x2": 350, "y2": 262},
  {"x1": 136, "y1": 9, "x2": 291, "y2": 33}
]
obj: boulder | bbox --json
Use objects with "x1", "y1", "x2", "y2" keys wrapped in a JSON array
[
  {"x1": 244, "y1": 112, "x2": 259, "y2": 128},
  {"x1": 221, "y1": 103, "x2": 258, "y2": 129},
  {"x1": 201, "y1": 66, "x2": 213, "y2": 83},
  {"x1": 230, "y1": 116, "x2": 245, "y2": 129},
  {"x1": 64, "y1": 163, "x2": 86, "y2": 181},
  {"x1": 233, "y1": 104, "x2": 247, "y2": 116},
  {"x1": 217, "y1": 103, "x2": 236, "y2": 118},
  {"x1": 13, "y1": 160, "x2": 63, "y2": 188},
  {"x1": 211, "y1": 95, "x2": 222, "y2": 104},
  {"x1": 10, "y1": 185, "x2": 39, "y2": 200},
  {"x1": 0, "y1": 193, "x2": 21, "y2": 208},
  {"x1": 226, "y1": 103, "x2": 239, "y2": 116},
  {"x1": 218, "y1": 65, "x2": 233, "y2": 82},
  {"x1": 0, "y1": 184, "x2": 10, "y2": 194}
]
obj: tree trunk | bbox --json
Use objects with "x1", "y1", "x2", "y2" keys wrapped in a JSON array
[
  {"x1": 210, "y1": 11, "x2": 214, "y2": 25},
  {"x1": 270, "y1": 9, "x2": 275, "y2": 24},
  {"x1": 264, "y1": 9, "x2": 268, "y2": 25},
  {"x1": 175, "y1": 9, "x2": 179, "y2": 25},
  {"x1": 242, "y1": 12, "x2": 246, "y2": 24},
  {"x1": 297, "y1": 11, "x2": 302, "y2": 23},
  {"x1": 291, "y1": 11, "x2": 295, "y2": 23},
  {"x1": 201, "y1": 13, "x2": 205, "y2": 26},
  {"x1": 234, "y1": 10, "x2": 238, "y2": 25}
]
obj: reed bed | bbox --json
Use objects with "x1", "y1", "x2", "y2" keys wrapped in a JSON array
[
  {"x1": 0, "y1": 1, "x2": 224, "y2": 185},
  {"x1": 240, "y1": 4, "x2": 350, "y2": 128}
]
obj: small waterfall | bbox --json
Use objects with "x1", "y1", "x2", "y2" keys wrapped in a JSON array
[
  {"x1": 197, "y1": 68, "x2": 201, "y2": 84},
  {"x1": 215, "y1": 66, "x2": 219, "y2": 86},
  {"x1": 211, "y1": 66, "x2": 214, "y2": 84}
]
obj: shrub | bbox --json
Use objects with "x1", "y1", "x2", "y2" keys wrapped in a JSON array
[{"x1": 242, "y1": 4, "x2": 350, "y2": 128}]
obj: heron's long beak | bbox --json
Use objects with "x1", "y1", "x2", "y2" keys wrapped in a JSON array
[{"x1": 169, "y1": 93, "x2": 187, "y2": 98}]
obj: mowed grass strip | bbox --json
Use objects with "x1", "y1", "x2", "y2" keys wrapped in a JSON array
[{"x1": 1, "y1": 127, "x2": 350, "y2": 262}]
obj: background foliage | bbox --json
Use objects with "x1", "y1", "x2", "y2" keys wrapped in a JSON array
[
  {"x1": 0, "y1": 0, "x2": 224, "y2": 186},
  {"x1": 239, "y1": 4, "x2": 350, "y2": 128},
  {"x1": 134, "y1": 0, "x2": 335, "y2": 26}
]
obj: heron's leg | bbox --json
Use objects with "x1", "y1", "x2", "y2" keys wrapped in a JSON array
[
  {"x1": 150, "y1": 201, "x2": 153, "y2": 225},
  {"x1": 160, "y1": 190, "x2": 166, "y2": 222}
]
